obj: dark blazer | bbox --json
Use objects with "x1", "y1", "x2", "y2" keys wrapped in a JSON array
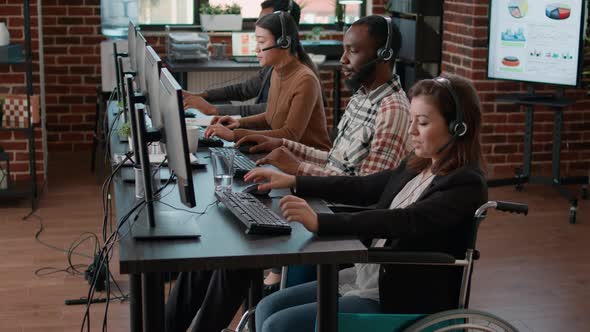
[
  {"x1": 205, "y1": 67, "x2": 273, "y2": 117},
  {"x1": 295, "y1": 160, "x2": 488, "y2": 314}
]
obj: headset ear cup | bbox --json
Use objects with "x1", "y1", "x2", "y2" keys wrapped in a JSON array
[
  {"x1": 450, "y1": 121, "x2": 468, "y2": 137},
  {"x1": 282, "y1": 36, "x2": 291, "y2": 49}
]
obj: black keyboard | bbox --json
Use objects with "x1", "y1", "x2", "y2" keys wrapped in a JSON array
[
  {"x1": 216, "y1": 191, "x2": 291, "y2": 235},
  {"x1": 199, "y1": 134, "x2": 224, "y2": 147},
  {"x1": 209, "y1": 147, "x2": 256, "y2": 176}
]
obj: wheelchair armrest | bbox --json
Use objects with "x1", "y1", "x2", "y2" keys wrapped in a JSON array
[
  {"x1": 367, "y1": 248, "x2": 458, "y2": 265},
  {"x1": 326, "y1": 203, "x2": 376, "y2": 213}
]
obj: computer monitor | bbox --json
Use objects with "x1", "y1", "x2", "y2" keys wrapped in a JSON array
[
  {"x1": 158, "y1": 68, "x2": 196, "y2": 208},
  {"x1": 127, "y1": 21, "x2": 137, "y2": 72},
  {"x1": 131, "y1": 67, "x2": 199, "y2": 240},
  {"x1": 231, "y1": 32, "x2": 257, "y2": 57},
  {"x1": 144, "y1": 46, "x2": 163, "y2": 129},
  {"x1": 135, "y1": 31, "x2": 147, "y2": 93},
  {"x1": 487, "y1": 0, "x2": 585, "y2": 87},
  {"x1": 124, "y1": 73, "x2": 140, "y2": 160}
]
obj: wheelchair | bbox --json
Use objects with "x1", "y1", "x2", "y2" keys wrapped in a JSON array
[{"x1": 229, "y1": 200, "x2": 528, "y2": 332}]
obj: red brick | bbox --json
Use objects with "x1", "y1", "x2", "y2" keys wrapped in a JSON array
[
  {"x1": 0, "y1": 5, "x2": 21, "y2": 15},
  {"x1": 68, "y1": 7, "x2": 94, "y2": 15}
]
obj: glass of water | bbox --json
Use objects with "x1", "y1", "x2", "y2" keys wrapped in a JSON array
[{"x1": 211, "y1": 149, "x2": 235, "y2": 192}]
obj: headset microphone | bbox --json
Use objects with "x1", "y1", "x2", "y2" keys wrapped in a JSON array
[{"x1": 261, "y1": 44, "x2": 280, "y2": 51}]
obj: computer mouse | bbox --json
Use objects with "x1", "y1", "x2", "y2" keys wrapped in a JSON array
[
  {"x1": 242, "y1": 184, "x2": 270, "y2": 196},
  {"x1": 237, "y1": 142, "x2": 257, "y2": 154}
]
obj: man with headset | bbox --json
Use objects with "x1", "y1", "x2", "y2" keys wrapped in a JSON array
[
  {"x1": 182, "y1": 0, "x2": 301, "y2": 116},
  {"x1": 238, "y1": 15, "x2": 411, "y2": 178},
  {"x1": 237, "y1": 14, "x2": 412, "y2": 294}
]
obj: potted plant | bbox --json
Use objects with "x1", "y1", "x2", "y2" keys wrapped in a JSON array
[
  {"x1": 118, "y1": 122, "x2": 132, "y2": 148},
  {"x1": 199, "y1": 3, "x2": 242, "y2": 32}
]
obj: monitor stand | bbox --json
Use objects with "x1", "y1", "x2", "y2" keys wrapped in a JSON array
[
  {"x1": 132, "y1": 105, "x2": 201, "y2": 240},
  {"x1": 131, "y1": 209, "x2": 201, "y2": 240}
]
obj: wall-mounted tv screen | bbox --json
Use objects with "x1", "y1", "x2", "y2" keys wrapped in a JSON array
[{"x1": 487, "y1": 0, "x2": 586, "y2": 87}]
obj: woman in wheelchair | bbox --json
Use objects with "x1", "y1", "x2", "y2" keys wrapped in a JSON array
[{"x1": 244, "y1": 73, "x2": 488, "y2": 332}]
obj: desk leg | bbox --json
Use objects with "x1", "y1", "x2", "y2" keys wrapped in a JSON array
[
  {"x1": 142, "y1": 273, "x2": 165, "y2": 332},
  {"x1": 248, "y1": 269, "x2": 264, "y2": 332},
  {"x1": 317, "y1": 264, "x2": 338, "y2": 332},
  {"x1": 130, "y1": 274, "x2": 143, "y2": 332}
]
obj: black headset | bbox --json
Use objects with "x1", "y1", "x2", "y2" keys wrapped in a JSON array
[
  {"x1": 261, "y1": 11, "x2": 292, "y2": 51},
  {"x1": 433, "y1": 76, "x2": 467, "y2": 138},
  {"x1": 377, "y1": 16, "x2": 394, "y2": 61}
]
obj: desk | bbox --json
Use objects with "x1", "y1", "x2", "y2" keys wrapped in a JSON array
[
  {"x1": 167, "y1": 59, "x2": 344, "y2": 128},
  {"x1": 108, "y1": 103, "x2": 367, "y2": 332}
]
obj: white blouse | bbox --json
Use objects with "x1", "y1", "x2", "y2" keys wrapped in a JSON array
[{"x1": 338, "y1": 171, "x2": 435, "y2": 301}]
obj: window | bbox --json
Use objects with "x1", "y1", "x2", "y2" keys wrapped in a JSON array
[
  {"x1": 138, "y1": 0, "x2": 195, "y2": 25},
  {"x1": 208, "y1": 0, "x2": 262, "y2": 19},
  {"x1": 299, "y1": 0, "x2": 364, "y2": 25},
  {"x1": 137, "y1": 0, "x2": 366, "y2": 29}
]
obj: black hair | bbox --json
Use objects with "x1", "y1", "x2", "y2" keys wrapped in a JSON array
[
  {"x1": 260, "y1": 0, "x2": 301, "y2": 25},
  {"x1": 255, "y1": 12, "x2": 320, "y2": 83},
  {"x1": 351, "y1": 15, "x2": 401, "y2": 67}
]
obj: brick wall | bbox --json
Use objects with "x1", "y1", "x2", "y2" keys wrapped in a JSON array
[
  {"x1": 1, "y1": 1, "x2": 588, "y2": 183},
  {"x1": 441, "y1": 1, "x2": 590, "y2": 177}
]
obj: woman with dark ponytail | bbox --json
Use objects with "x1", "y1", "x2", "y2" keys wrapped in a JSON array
[
  {"x1": 205, "y1": 11, "x2": 331, "y2": 152},
  {"x1": 165, "y1": 12, "x2": 331, "y2": 332}
]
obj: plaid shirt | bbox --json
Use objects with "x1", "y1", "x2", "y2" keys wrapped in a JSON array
[{"x1": 283, "y1": 76, "x2": 411, "y2": 176}]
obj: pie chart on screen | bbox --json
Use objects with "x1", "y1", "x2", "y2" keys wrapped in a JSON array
[
  {"x1": 545, "y1": 4, "x2": 571, "y2": 20},
  {"x1": 508, "y1": 0, "x2": 528, "y2": 18}
]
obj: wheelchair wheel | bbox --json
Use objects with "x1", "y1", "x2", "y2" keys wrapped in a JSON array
[{"x1": 402, "y1": 309, "x2": 519, "y2": 332}]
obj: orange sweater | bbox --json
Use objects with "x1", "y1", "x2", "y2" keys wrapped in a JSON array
[{"x1": 234, "y1": 57, "x2": 331, "y2": 151}]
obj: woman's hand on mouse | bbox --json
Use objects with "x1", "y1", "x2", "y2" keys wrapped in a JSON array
[
  {"x1": 244, "y1": 168, "x2": 295, "y2": 191},
  {"x1": 279, "y1": 195, "x2": 318, "y2": 232}
]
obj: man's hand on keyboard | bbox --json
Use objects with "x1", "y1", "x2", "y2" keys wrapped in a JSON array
[
  {"x1": 256, "y1": 146, "x2": 302, "y2": 175},
  {"x1": 243, "y1": 168, "x2": 295, "y2": 191},
  {"x1": 279, "y1": 195, "x2": 318, "y2": 232},
  {"x1": 236, "y1": 135, "x2": 283, "y2": 153}
]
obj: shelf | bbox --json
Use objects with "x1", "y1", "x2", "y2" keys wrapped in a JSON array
[
  {"x1": 0, "y1": 127, "x2": 33, "y2": 133},
  {"x1": 0, "y1": 44, "x2": 25, "y2": 64}
]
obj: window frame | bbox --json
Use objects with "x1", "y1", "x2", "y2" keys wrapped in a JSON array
[{"x1": 137, "y1": 0, "x2": 367, "y2": 31}]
